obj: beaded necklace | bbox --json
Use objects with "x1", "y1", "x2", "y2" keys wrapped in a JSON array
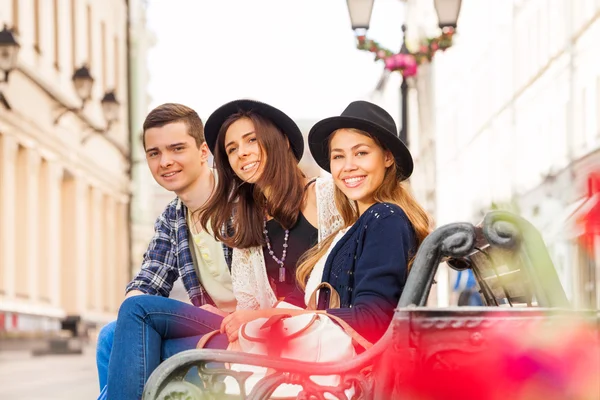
[{"x1": 263, "y1": 217, "x2": 289, "y2": 282}]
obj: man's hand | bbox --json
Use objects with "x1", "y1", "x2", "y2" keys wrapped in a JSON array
[
  {"x1": 199, "y1": 304, "x2": 229, "y2": 318},
  {"x1": 220, "y1": 310, "x2": 262, "y2": 342}
]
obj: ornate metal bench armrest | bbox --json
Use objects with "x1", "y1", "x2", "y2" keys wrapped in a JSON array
[
  {"x1": 399, "y1": 222, "x2": 478, "y2": 307},
  {"x1": 143, "y1": 332, "x2": 391, "y2": 400}
]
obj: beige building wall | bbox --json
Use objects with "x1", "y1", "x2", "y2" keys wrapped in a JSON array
[
  {"x1": 128, "y1": 0, "x2": 157, "y2": 280},
  {"x1": 405, "y1": 0, "x2": 600, "y2": 307},
  {"x1": 0, "y1": 0, "x2": 131, "y2": 331}
]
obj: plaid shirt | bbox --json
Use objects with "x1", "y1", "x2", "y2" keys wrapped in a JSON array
[{"x1": 126, "y1": 198, "x2": 232, "y2": 307}]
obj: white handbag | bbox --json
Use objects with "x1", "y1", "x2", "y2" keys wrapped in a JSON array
[{"x1": 220, "y1": 283, "x2": 372, "y2": 398}]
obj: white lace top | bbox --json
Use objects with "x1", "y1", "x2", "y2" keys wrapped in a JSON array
[{"x1": 232, "y1": 176, "x2": 343, "y2": 310}]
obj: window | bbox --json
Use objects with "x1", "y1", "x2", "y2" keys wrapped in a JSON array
[
  {"x1": 584, "y1": 85, "x2": 596, "y2": 147},
  {"x1": 101, "y1": 22, "x2": 106, "y2": 91},
  {"x1": 87, "y1": 5, "x2": 92, "y2": 66},
  {"x1": 71, "y1": 0, "x2": 76, "y2": 67},
  {"x1": 114, "y1": 36, "x2": 119, "y2": 91},
  {"x1": 572, "y1": 88, "x2": 586, "y2": 156},
  {"x1": 12, "y1": 0, "x2": 19, "y2": 33},
  {"x1": 53, "y1": 0, "x2": 60, "y2": 69},
  {"x1": 33, "y1": 0, "x2": 40, "y2": 53},
  {"x1": 575, "y1": 237, "x2": 597, "y2": 309},
  {"x1": 597, "y1": 75, "x2": 600, "y2": 138}
]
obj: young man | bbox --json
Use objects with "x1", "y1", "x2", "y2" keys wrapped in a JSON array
[{"x1": 96, "y1": 103, "x2": 235, "y2": 390}]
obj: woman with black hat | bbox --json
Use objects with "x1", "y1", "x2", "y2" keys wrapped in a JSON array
[
  {"x1": 198, "y1": 99, "x2": 342, "y2": 340},
  {"x1": 297, "y1": 100, "x2": 431, "y2": 342}
]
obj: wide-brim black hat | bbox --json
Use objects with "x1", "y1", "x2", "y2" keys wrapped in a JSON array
[
  {"x1": 308, "y1": 101, "x2": 413, "y2": 180},
  {"x1": 204, "y1": 99, "x2": 304, "y2": 161}
]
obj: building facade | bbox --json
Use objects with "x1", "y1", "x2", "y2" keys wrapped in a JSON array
[
  {"x1": 128, "y1": 0, "x2": 157, "y2": 281},
  {"x1": 405, "y1": 0, "x2": 600, "y2": 307},
  {"x1": 0, "y1": 0, "x2": 131, "y2": 334}
]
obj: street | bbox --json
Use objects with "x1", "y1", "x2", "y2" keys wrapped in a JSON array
[{"x1": 0, "y1": 346, "x2": 99, "y2": 400}]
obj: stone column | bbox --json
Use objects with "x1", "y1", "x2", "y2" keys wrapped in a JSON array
[
  {"x1": 26, "y1": 149, "x2": 41, "y2": 303},
  {"x1": 116, "y1": 199, "x2": 130, "y2": 309},
  {"x1": 45, "y1": 162, "x2": 63, "y2": 308},
  {"x1": 73, "y1": 176, "x2": 89, "y2": 315},
  {"x1": 89, "y1": 187, "x2": 104, "y2": 313},
  {"x1": 14, "y1": 146, "x2": 41, "y2": 301},
  {"x1": 0, "y1": 135, "x2": 18, "y2": 299},
  {"x1": 104, "y1": 196, "x2": 117, "y2": 312},
  {"x1": 59, "y1": 172, "x2": 78, "y2": 314}
]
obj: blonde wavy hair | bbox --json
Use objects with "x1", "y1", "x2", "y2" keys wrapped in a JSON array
[{"x1": 296, "y1": 128, "x2": 431, "y2": 290}]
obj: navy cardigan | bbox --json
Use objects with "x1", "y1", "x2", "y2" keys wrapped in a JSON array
[{"x1": 319, "y1": 202, "x2": 417, "y2": 343}]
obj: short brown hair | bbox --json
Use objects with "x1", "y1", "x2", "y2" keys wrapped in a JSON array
[{"x1": 142, "y1": 103, "x2": 205, "y2": 149}]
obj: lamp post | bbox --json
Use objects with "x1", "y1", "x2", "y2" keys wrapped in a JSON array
[
  {"x1": 399, "y1": 25, "x2": 409, "y2": 147},
  {"x1": 346, "y1": 0, "x2": 463, "y2": 150}
]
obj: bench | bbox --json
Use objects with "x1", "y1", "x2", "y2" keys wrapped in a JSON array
[{"x1": 142, "y1": 210, "x2": 599, "y2": 399}]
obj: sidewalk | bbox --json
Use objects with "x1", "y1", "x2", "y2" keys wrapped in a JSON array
[{"x1": 0, "y1": 345, "x2": 99, "y2": 400}]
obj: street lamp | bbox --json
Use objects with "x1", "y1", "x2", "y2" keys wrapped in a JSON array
[
  {"x1": 54, "y1": 64, "x2": 95, "y2": 124},
  {"x1": 433, "y1": 0, "x2": 462, "y2": 29},
  {"x1": 55, "y1": 65, "x2": 119, "y2": 139},
  {"x1": 346, "y1": 0, "x2": 375, "y2": 32},
  {"x1": 101, "y1": 90, "x2": 120, "y2": 127},
  {"x1": 80, "y1": 89, "x2": 123, "y2": 160},
  {"x1": 0, "y1": 24, "x2": 20, "y2": 82},
  {"x1": 0, "y1": 24, "x2": 21, "y2": 109},
  {"x1": 72, "y1": 64, "x2": 94, "y2": 104}
]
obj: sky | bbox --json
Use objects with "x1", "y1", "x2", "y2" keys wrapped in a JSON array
[{"x1": 146, "y1": 0, "x2": 405, "y2": 122}]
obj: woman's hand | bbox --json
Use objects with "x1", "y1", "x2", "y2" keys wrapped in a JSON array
[
  {"x1": 220, "y1": 310, "x2": 262, "y2": 342},
  {"x1": 220, "y1": 308, "x2": 307, "y2": 342}
]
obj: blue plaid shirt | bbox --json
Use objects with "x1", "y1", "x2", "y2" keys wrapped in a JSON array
[{"x1": 126, "y1": 198, "x2": 232, "y2": 307}]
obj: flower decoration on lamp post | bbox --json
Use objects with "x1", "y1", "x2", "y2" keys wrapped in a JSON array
[
  {"x1": 356, "y1": 27, "x2": 455, "y2": 78},
  {"x1": 351, "y1": 0, "x2": 462, "y2": 78}
]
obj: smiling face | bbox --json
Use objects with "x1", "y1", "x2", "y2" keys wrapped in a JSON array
[
  {"x1": 224, "y1": 117, "x2": 266, "y2": 184},
  {"x1": 329, "y1": 128, "x2": 394, "y2": 215},
  {"x1": 144, "y1": 121, "x2": 208, "y2": 195}
]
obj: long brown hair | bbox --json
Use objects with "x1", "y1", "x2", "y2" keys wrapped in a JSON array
[
  {"x1": 199, "y1": 111, "x2": 306, "y2": 249},
  {"x1": 296, "y1": 128, "x2": 430, "y2": 290}
]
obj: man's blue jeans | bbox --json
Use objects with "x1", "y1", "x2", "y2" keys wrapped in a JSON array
[
  {"x1": 99, "y1": 296, "x2": 228, "y2": 400},
  {"x1": 97, "y1": 320, "x2": 213, "y2": 389},
  {"x1": 96, "y1": 321, "x2": 116, "y2": 390}
]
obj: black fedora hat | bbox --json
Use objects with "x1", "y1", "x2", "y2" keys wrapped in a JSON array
[
  {"x1": 308, "y1": 101, "x2": 413, "y2": 180},
  {"x1": 204, "y1": 99, "x2": 304, "y2": 161}
]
